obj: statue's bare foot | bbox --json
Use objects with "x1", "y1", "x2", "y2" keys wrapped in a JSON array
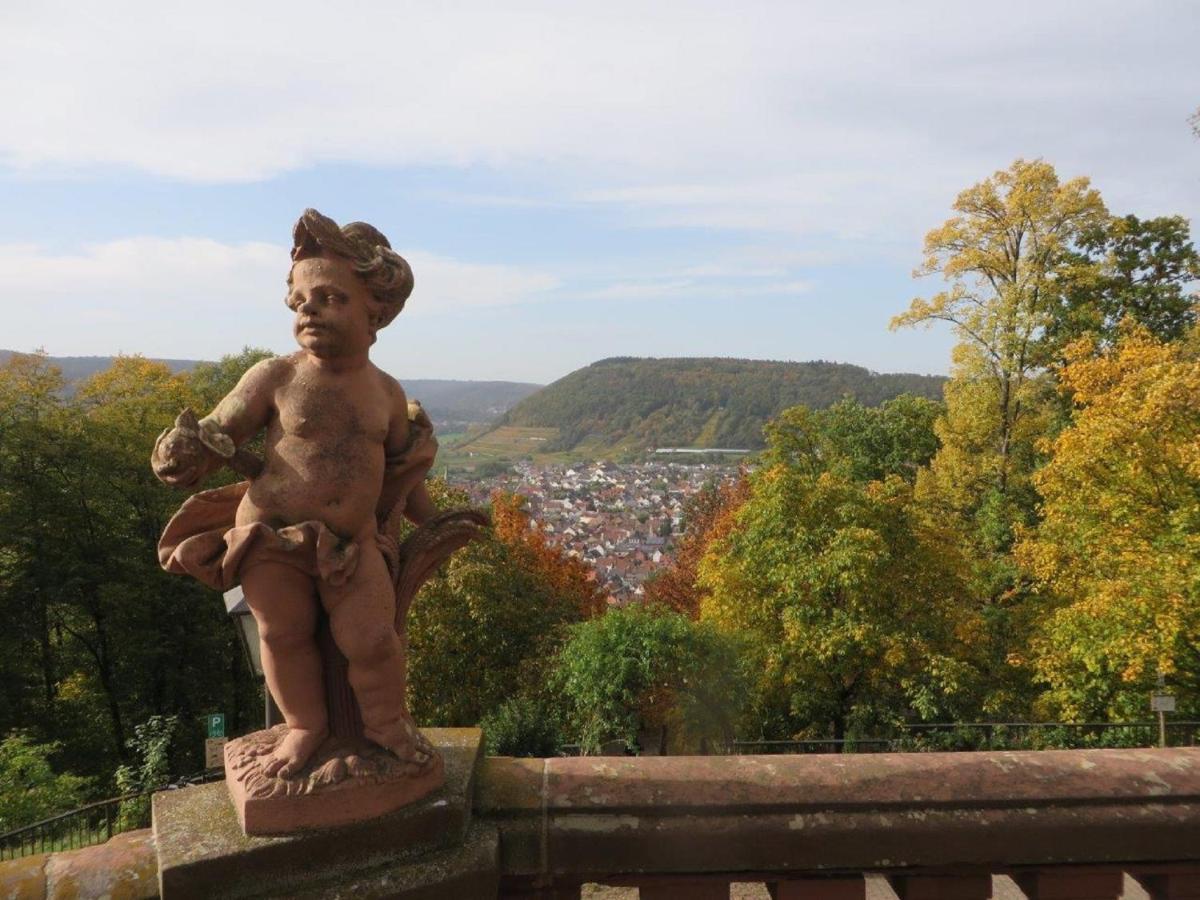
[
  {"x1": 262, "y1": 726, "x2": 327, "y2": 779},
  {"x1": 365, "y1": 717, "x2": 433, "y2": 767}
]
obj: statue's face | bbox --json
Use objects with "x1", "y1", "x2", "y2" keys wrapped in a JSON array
[{"x1": 287, "y1": 254, "x2": 376, "y2": 358}]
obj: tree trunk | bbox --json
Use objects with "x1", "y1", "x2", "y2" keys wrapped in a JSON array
[{"x1": 317, "y1": 612, "x2": 364, "y2": 740}]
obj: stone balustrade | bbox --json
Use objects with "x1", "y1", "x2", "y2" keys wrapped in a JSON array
[
  {"x1": 480, "y1": 747, "x2": 1200, "y2": 898},
  {"x1": 2, "y1": 735, "x2": 1198, "y2": 898}
]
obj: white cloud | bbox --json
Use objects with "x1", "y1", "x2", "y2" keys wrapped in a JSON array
[
  {"x1": 0, "y1": 238, "x2": 562, "y2": 357},
  {"x1": 0, "y1": 1, "x2": 1195, "y2": 241},
  {"x1": 579, "y1": 276, "x2": 811, "y2": 303},
  {"x1": 403, "y1": 252, "x2": 560, "y2": 314}
]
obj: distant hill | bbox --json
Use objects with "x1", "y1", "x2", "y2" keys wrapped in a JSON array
[
  {"x1": 499, "y1": 357, "x2": 947, "y2": 451},
  {"x1": 0, "y1": 351, "x2": 541, "y2": 430},
  {"x1": 0, "y1": 350, "x2": 201, "y2": 382},
  {"x1": 399, "y1": 380, "x2": 542, "y2": 432}
]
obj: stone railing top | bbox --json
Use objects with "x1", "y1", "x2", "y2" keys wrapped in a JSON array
[
  {"x1": 479, "y1": 747, "x2": 1200, "y2": 815},
  {"x1": 476, "y1": 748, "x2": 1200, "y2": 881}
]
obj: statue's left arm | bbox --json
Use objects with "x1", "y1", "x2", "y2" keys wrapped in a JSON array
[{"x1": 377, "y1": 381, "x2": 439, "y2": 528}]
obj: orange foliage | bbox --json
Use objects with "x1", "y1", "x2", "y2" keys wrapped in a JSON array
[
  {"x1": 490, "y1": 491, "x2": 607, "y2": 620},
  {"x1": 643, "y1": 473, "x2": 750, "y2": 619}
]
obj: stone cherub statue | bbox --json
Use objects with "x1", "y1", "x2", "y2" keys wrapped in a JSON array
[{"x1": 152, "y1": 209, "x2": 484, "y2": 833}]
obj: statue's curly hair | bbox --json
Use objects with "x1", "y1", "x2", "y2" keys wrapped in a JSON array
[{"x1": 289, "y1": 208, "x2": 414, "y2": 329}]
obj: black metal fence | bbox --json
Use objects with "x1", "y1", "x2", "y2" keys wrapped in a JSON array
[
  {"x1": 0, "y1": 769, "x2": 225, "y2": 862},
  {"x1": 732, "y1": 721, "x2": 1200, "y2": 755}
]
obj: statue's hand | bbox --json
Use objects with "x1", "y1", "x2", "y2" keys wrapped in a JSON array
[{"x1": 151, "y1": 408, "x2": 208, "y2": 489}]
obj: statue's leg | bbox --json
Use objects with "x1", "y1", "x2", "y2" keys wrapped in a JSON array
[
  {"x1": 321, "y1": 540, "x2": 429, "y2": 764},
  {"x1": 240, "y1": 560, "x2": 328, "y2": 778}
]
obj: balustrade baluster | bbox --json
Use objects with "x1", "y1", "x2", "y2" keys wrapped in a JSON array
[
  {"x1": 888, "y1": 873, "x2": 993, "y2": 900},
  {"x1": 773, "y1": 874, "x2": 867, "y2": 900},
  {"x1": 1014, "y1": 870, "x2": 1124, "y2": 900},
  {"x1": 1132, "y1": 869, "x2": 1200, "y2": 900}
]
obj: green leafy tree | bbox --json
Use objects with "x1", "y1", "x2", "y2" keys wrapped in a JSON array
[
  {"x1": 1050, "y1": 215, "x2": 1200, "y2": 351},
  {"x1": 479, "y1": 696, "x2": 563, "y2": 758},
  {"x1": 763, "y1": 395, "x2": 941, "y2": 484},
  {"x1": 699, "y1": 463, "x2": 969, "y2": 741},
  {"x1": 0, "y1": 351, "x2": 264, "y2": 790},
  {"x1": 552, "y1": 603, "x2": 746, "y2": 754},
  {"x1": 187, "y1": 347, "x2": 276, "y2": 410},
  {"x1": 0, "y1": 732, "x2": 90, "y2": 831}
]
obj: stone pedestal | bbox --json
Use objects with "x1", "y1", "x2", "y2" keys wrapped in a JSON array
[
  {"x1": 223, "y1": 724, "x2": 446, "y2": 836},
  {"x1": 152, "y1": 728, "x2": 497, "y2": 899}
]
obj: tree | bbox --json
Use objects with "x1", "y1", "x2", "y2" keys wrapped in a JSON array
[
  {"x1": 0, "y1": 353, "x2": 70, "y2": 735},
  {"x1": 698, "y1": 455, "x2": 969, "y2": 741},
  {"x1": 889, "y1": 160, "x2": 1114, "y2": 716},
  {"x1": 405, "y1": 487, "x2": 604, "y2": 727},
  {"x1": 763, "y1": 395, "x2": 942, "y2": 484},
  {"x1": 892, "y1": 158, "x2": 1108, "y2": 502},
  {"x1": 0, "y1": 732, "x2": 89, "y2": 831},
  {"x1": 642, "y1": 474, "x2": 749, "y2": 618},
  {"x1": 188, "y1": 347, "x2": 276, "y2": 411},
  {"x1": 1049, "y1": 215, "x2": 1200, "y2": 352},
  {"x1": 0, "y1": 351, "x2": 264, "y2": 792},
  {"x1": 1016, "y1": 328, "x2": 1200, "y2": 719},
  {"x1": 551, "y1": 603, "x2": 746, "y2": 754}
]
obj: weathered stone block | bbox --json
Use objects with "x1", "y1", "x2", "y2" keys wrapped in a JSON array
[
  {"x1": 153, "y1": 727, "x2": 481, "y2": 899},
  {"x1": 287, "y1": 821, "x2": 499, "y2": 900}
]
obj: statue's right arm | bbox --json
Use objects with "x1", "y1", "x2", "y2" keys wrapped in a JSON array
[
  {"x1": 202, "y1": 358, "x2": 281, "y2": 449},
  {"x1": 152, "y1": 359, "x2": 281, "y2": 489}
]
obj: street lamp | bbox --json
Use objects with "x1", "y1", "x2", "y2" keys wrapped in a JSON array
[{"x1": 223, "y1": 586, "x2": 280, "y2": 728}]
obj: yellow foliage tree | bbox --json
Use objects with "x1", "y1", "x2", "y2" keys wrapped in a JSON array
[
  {"x1": 891, "y1": 160, "x2": 1110, "y2": 715},
  {"x1": 1016, "y1": 328, "x2": 1200, "y2": 719},
  {"x1": 894, "y1": 158, "x2": 1107, "y2": 513}
]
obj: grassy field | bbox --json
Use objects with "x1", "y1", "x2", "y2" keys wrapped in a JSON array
[
  {"x1": 440, "y1": 425, "x2": 569, "y2": 472},
  {"x1": 439, "y1": 424, "x2": 738, "y2": 474}
]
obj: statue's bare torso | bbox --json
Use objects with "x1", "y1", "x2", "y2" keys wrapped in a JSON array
[{"x1": 232, "y1": 353, "x2": 405, "y2": 540}]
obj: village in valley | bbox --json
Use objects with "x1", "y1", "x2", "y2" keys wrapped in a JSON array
[{"x1": 456, "y1": 460, "x2": 742, "y2": 604}]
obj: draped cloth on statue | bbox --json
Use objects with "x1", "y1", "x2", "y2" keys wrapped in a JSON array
[{"x1": 158, "y1": 418, "x2": 437, "y2": 591}]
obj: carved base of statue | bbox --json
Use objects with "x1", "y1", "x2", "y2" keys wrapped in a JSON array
[{"x1": 223, "y1": 724, "x2": 445, "y2": 835}]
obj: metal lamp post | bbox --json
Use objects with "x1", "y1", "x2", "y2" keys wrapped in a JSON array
[{"x1": 223, "y1": 586, "x2": 280, "y2": 728}]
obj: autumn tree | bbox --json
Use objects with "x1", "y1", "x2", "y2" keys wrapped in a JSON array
[
  {"x1": 893, "y1": 159, "x2": 1107, "y2": 510},
  {"x1": 698, "y1": 413, "x2": 969, "y2": 741},
  {"x1": 889, "y1": 161, "x2": 1120, "y2": 714},
  {"x1": 642, "y1": 474, "x2": 749, "y2": 618},
  {"x1": 406, "y1": 488, "x2": 605, "y2": 727},
  {"x1": 490, "y1": 492, "x2": 607, "y2": 621},
  {"x1": 1017, "y1": 328, "x2": 1200, "y2": 719},
  {"x1": 0, "y1": 351, "x2": 266, "y2": 792}
]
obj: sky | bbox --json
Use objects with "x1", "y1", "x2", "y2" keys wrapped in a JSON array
[{"x1": 1, "y1": 1, "x2": 1197, "y2": 384}]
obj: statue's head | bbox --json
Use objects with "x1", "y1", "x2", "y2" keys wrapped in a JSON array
[{"x1": 288, "y1": 208, "x2": 413, "y2": 332}]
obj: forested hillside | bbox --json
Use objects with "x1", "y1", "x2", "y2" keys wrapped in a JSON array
[
  {"x1": 402, "y1": 379, "x2": 542, "y2": 431},
  {"x1": 499, "y1": 357, "x2": 946, "y2": 451}
]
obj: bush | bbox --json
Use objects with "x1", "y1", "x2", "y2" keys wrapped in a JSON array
[
  {"x1": 114, "y1": 715, "x2": 178, "y2": 831},
  {"x1": 480, "y1": 697, "x2": 562, "y2": 758}
]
